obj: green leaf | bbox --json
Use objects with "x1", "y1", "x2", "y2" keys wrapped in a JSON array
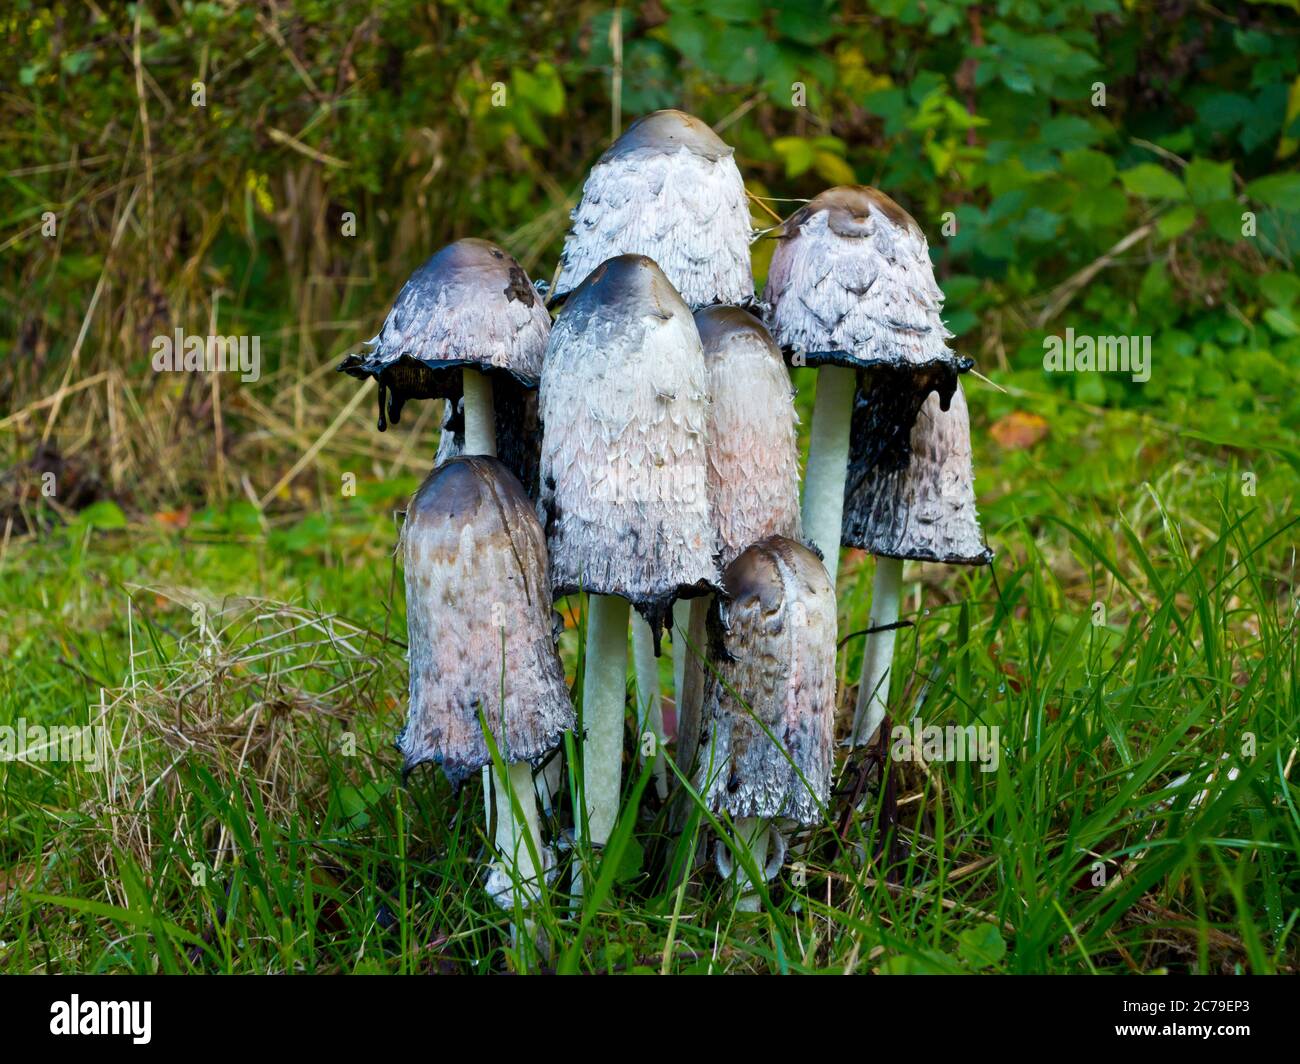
[
  {"x1": 711, "y1": 0, "x2": 762, "y2": 22},
  {"x1": 772, "y1": 136, "x2": 815, "y2": 177},
  {"x1": 1139, "y1": 260, "x2": 1172, "y2": 306},
  {"x1": 1001, "y1": 67, "x2": 1034, "y2": 94},
  {"x1": 1197, "y1": 91, "x2": 1253, "y2": 133},
  {"x1": 1184, "y1": 158, "x2": 1234, "y2": 205},
  {"x1": 863, "y1": 87, "x2": 908, "y2": 133},
  {"x1": 1062, "y1": 148, "x2": 1115, "y2": 188},
  {"x1": 1038, "y1": 116, "x2": 1101, "y2": 152},
  {"x1": 615, "y1": 835, "x2": 645, "y2": 884},
  {"x1": 1244, "y1": 172, "x2": 1300, "y2": 209},
  {"x1": 813, "y1": 149, "x2": 856, "y2": 186},
  {"x1": 60, "y1": 49, "x2": 96, "y2": 76},
  {"x1": 878, "y1": 950, "x2": 956, "y2": 974},
  {"x1": 1157, "y1": 204, "x2": 1198, "y2": 239},
  {"x1": 1120, "y1": 164, "x2": 1186, "y2": 201},
  {"x1": 1205, "y1": 199, "x2": 1248, "y2": 241},
  {"x1": 1073, "y1": 186, "x2": 1127, "y2": 229},
  {"x1": 957, "y1": 924, "x2": 1007, "y2": 969},
  {"x1": 74, "y1": 500, "x2": 127, "y2": 530},
  {"x1": 775, "y1": 0, "x2": 835, "y2": 44},
  {"x1": 1263, "y1": 307, "x2": 1300, "y2": 337},
  {"x1": 1259, "y1": 272, "x2": 1300, "y2": 307},
  {"x1": 338, "y1": 785, "x2": 371, "y2": 830}
]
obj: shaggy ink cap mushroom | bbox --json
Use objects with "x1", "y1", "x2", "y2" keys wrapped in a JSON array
[
  {"x1": 764, "y1": 185, "x2": 974, "y2": 454},
  {"x1": 696, "y1": 536, "x2": 836, "y2": 826},
  {"x1": 843, "y1": 382, "x2": 992, "y2": 565},
  {"x1": 762, "y1": 186, "x2": 975, "y2": 579},
  {"x1": 675, "y1": 307, "x2": 804, "y2": 784},
  {"x1": 339, "y1": 238, "x2": 549, "y2": 487},
  {"x1": 765, "y1": 186, "x2": 968, "y2": 378},
  {"x1": 554, "y1": 110, "x2": 754, "y2": 311},
  {"x1": 397, "y1": 456, "x2": 574, "y2": 786},
  {"x1": 539, "y1": 254, "x2": 722, "y2": 649},
  {"x1": 695, "y1": 306, "x2": 802, "y2": 569}
]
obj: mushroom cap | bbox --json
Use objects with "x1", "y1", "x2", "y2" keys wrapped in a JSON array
[
  {"x1": 539, "y1": 255, "x2": 721, "y2": 644},
  {"x1": 599, "y1": 109, "x2": 734, "y2": 163},
  {"x1": 397, "y1": 456, "x2": 574, "y2": 786},
  {"x1": 339, "y1": 238, "x2": 550, "y2": 431},
  {"x1": 553, "y1": 111, "x2": 754, "y2": 311},
  {"x1": 695, "y1": 536, "x2": 836, "y2": 824},
  {"x1": 842, "y1": 382, "x2": 993, "y2": 564},
  {"x1": 763, "y1": 185, "x2": 969, "y2": 376},
  {"x1": 695, "y1": 306, "x2": 802, "y2": 568}
]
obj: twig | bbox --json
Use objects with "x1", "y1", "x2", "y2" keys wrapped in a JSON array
[{"x1": 1034, "y1": 223, "x2": 1154, "y2": 328}]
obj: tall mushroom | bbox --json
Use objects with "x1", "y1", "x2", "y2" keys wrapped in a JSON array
[
  {"x1": 552, "y1": 108, "x2": 756, "y2": 775},
  {"x1": 846, "y1": 382, "x2": 992, "y2": 746},
  {"x1": 677, "y1": 306, "x2": 802, "y2": 780},
  {"x1": 339, "y1": 237, "x2": 550, "y2": 484},
  {"x1": 695, "y1": 536, "x2": 836, "y2": 911},
  {"x1": 538, "y1": 255, "x2": 719, "y2": 885},
  {"x1": 553, "y1": 109, "x2": 754, "y2": 311},
  {"x1": 764, "y1": 186, "x2": 970, "y2": 586},
  {"x1": 398, "y1": 456, "x2": 574, "y2": 915}
]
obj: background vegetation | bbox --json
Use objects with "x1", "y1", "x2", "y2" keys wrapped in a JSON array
[{"x1": 1, "y1": 0, "x2": 1297, "y2": 973}]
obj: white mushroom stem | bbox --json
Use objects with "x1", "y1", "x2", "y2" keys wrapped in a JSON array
[
  {"x1": 631, "y1": 616, "x2": 669, "y2": 799},
  {"x1": 671, "y1": 599, "x2": 691, "y2": 730},
  {"x1": 729, "y1": 817, "x2": 771, "y2": 912},
  {"x1": 461, "y1": 366, "x2": 497, "y2": 457},
  {"x1": 800, "y1": 365, "x2": 855, "y2": 586},
  {"x1": 576, "y1": 593, "x2": 631, "y2": 893},
  {"x1": 491, "y1": 759, "x2": 545, "y2": 902},
  {"x1": 675, "y1": 595, "x2": 710, "y2": 781},
  {"x1": 850, "y1": 556, "x2": 904, "y2": 747}
]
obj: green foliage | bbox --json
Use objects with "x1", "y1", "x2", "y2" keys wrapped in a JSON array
[{"x1": 3, "y1": 0, "x2": 1297, "y2": 444}]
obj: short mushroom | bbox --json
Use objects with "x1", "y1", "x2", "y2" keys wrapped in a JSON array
[
  {"x1": 677, "y1": 306, "x2": 802, "y2": 780},
  {"x1": 695, "y1": 536, "x2": 836, "y2": 911},
  {"x1": 538, "y1": 255, "x2": 720, "y2": 882},
  {"x1": 846, "y1": 382, "x2": 993, "y2": 746},
  {"x1": 398, "y1": 455, "x2": 574, "y2": 912},
  {"x1": 553, "y1": 110, "x2": 754, "y2": 311},
  {"x1": 764, "y1": 186, "x2": 970, "y2": 585},
  {"x1": 339, "y1": 238, "x2": 549, "y2": 486}
]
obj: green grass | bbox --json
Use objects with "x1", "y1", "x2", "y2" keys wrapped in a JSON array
[{"x1": 2, "y1": 391, "x2": 1296, "y2": 974}]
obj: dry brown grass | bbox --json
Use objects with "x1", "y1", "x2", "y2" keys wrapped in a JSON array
[{"x1": 81, "y1": 585, "x2": 404, "y2": 908}]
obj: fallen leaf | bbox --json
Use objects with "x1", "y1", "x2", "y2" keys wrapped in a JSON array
[
  {"x1": 990, "y1": 411, "x2": 1049, "y2": 450},
  {"x1": 154, "y1": 509, "x2": 190, "y2": 529}
]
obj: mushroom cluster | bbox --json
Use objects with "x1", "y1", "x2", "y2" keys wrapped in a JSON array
[{"x1": 341, "y1": 111, "x2": 992, "y2": 920}]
